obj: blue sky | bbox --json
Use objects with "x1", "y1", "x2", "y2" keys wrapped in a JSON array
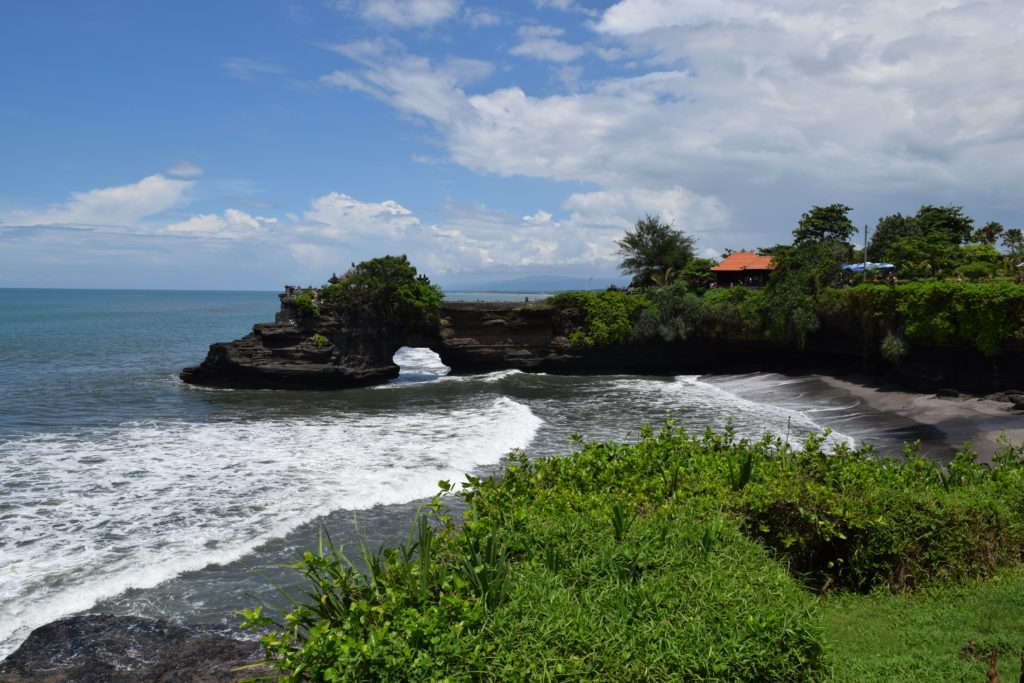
[{"x1": 1, "y1": 0, "x2": 1021, "y2": 290}]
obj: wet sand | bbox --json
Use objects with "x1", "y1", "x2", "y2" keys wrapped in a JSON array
[{"x1": 816, "y1": 373, "x2": 1024, "y2": 465}]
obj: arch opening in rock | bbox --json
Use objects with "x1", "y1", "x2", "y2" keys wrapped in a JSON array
[{"x1": 391, "y1": 346, "x2": 451, "y2": 383}]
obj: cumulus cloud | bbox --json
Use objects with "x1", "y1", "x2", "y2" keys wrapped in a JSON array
[
  {"x1": 563, "y1": 187, "x2": 729, "y2": 239},
  {"x1": 164, "y1": 208, "x2": 277, "y2": 239},
  {"x1": 1, "y1": 174, "x2": 194, "y2": 229},
  {"x1": 509, "y1": 25, "x2": 585, "y2": 62},
  {"x1": 323, "y1": 0, "x2": 1024, "y2": 250},
  {"x1": 300, "y1": 192, "x2": 422, "y2": 240}
]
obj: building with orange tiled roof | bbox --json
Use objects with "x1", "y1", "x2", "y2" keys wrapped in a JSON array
[{"x1": 710, "y1": 252, "x2": 775, "y2": 287}]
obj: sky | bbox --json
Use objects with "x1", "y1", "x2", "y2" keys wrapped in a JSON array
[{"x1": 1, "y1": 0, "x2": 1022, "y2": 290}]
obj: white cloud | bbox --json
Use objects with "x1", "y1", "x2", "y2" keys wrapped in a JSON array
[
  {"x1": 323, "y1": 48, "x2": 492, "y2": 126},
  {"x1": 323, "y1": 0, "x2": 1024, "y2": 247},
  {"x1": 1, "y1": 174, "x2": 194, "y2": 229},
  {"x1": 222, "y1": 57, "x2": 285, "y2": 83},
  {"x1": 353, "y1": 0, "x2": 462, "y2": 27},
  {"x1": 509, "y1": 25, "x2": 585, "y2": 62},
  {"x1": 562, "y1": 187, "x2": 729, "y2": 240},
  {"x1": 163, "y1": 208, "x2": 276, "y2": 239},
  {"x1": 463, "y1": 7, "x2": 501, "y2": 27},
  {"x1": 301, "y1": 192, "x2": 421, "y2": 239},
  {"x1": 165, "y1": 161, "x2": 204, "y2": 178}
]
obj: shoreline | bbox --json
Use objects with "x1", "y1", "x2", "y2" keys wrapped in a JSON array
[{"x1": 814, "y1": 372, "x2": 1024, "y2": 465}]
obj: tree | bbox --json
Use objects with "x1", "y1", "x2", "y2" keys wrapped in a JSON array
[
  {"x1": 616, "y1": 214, "x2": 696, "y2": 288},
  {"x1": 914, "y1": 205, "x2": 974, "y2": 245},
  {"x1": 973, "y1": 221, "x2": 1004, "y2": 245},
  {"x1": 321, "y1": 254, "x2": 444, "y2": 330},
  {"x1": 1002, "y1": 228, "x2": 1024, "y2": 258},
  {"x1": 868, "y1": 213, "x2": 916, "y2": 262},
  {"x1": 792, "y1": 204, "x2": 856, "y2": 245}
]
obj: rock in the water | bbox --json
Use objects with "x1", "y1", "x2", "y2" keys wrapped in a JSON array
[{"x1": 0, "y1": 615, "x2": 266, "y2": 683}]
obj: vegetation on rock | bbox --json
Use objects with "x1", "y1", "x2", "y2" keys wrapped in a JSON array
[{"x1": 298, "y1": 255, "x2": 443, "y2": 332}]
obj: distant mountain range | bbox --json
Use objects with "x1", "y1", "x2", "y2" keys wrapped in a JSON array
[{"x1": 446, "y1": 275, "x2": 630, "y2": 293}]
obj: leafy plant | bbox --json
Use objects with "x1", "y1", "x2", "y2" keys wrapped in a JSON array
[
  {"x1": 880, "y1": 331, "x2": 908, "y2": 363},
  {"x1": 310, "y1": 333, "x2": 329, "y2": 348},
  {"x1": 292, "y1": 290, "x2": 321, "y2": 319},
  {"x1": 548, "y1": 290, "x2": 649, "y2": 346}
]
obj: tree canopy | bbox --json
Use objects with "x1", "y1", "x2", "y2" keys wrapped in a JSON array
[
  {"x1": 321, "y1": 254, "x2": 444, "y2": 330},
  {"x1": 616, "y1": 214, "x2": 696, "y2": 288},
  {"x1": 792, "y1": 204, "x2": 856, "y2": 245}
]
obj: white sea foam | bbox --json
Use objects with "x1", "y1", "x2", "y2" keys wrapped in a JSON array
[
  {"x1": 0, "y1": 396, "x2": 541, "y2": 657},
  {"x1": 674, "y1": 375, "x2": 858, "y2": 447}
]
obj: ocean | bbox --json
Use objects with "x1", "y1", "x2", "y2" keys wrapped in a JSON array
[{"x1": 0, "y1": 288, "x2": 942, "y2": 657}]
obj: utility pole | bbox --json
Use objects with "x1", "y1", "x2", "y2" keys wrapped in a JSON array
[{"x1": 863, "y1": 224, "x2": 869, "y2": 280}]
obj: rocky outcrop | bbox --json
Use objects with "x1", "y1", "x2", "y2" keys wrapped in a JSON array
[
  {"x1": 181, "y1": 286, "x2": 1024, "y2": 394},
  {"x1": 0, "y1": 615, "x2": 265, "y2": 683},
  {"x1": 181, "y1": 292, "x2": 631, "y2": 389}
]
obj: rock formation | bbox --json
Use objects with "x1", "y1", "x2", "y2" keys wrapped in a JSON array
[
  {"x1": 180, "y1": 290, "x2": 680, "y2": 390},
  {"x1": 0, "y1": 615, "x2": 265, "y2": 682},
  {"x1": 181, "y1": 285, "x2": 1024, "y2": 395}
]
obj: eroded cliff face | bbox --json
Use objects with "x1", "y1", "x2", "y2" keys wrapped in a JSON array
[
  {"x1": 180, "y1": 291, "x2": 697, "y2": 390},
  {"x1": 180, "y1": 286, "x2": 1024, "y2": 394}
]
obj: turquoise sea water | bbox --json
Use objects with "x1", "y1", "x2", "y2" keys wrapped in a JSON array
[{"x1": 0, "y1": 288, "x2": 936, "y2": 657}]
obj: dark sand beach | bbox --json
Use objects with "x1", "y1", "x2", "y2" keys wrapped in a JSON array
[{"x1": 816, "y1": 373, "x2": 1024, "y2": 465}]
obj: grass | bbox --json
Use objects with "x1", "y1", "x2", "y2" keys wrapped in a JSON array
[
  {"x1": 242, "y1": 425, "x2": 1024, "y2": 681},
  {"x1": 822, "y1": 565, "x2": 1024, "y2": 681}
]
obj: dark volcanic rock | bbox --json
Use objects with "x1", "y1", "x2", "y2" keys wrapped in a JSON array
[
  {"x1": 0, "y1": 615, "x2": 266, "y2": 683},
  {"x1": 181, "y1": 286, "x2": 1024, "y2": 395}
]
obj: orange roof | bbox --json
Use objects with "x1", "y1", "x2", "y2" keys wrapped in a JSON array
[{"x1": 710, "y1": 252, "x2": 775, "y2": 272}]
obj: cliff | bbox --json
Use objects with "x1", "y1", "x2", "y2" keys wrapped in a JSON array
[
  {"x1": 181, "y1": 286, "x2": 1024, "y2": 395},
  {"x1": 180, "y1": 290, "x2": 655, "y2": 389}
]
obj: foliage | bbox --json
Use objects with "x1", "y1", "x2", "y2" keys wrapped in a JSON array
[
  {"x1": 634, "y1": 283, "x2": 754, "y2": 342},
  {"x1": 793, "y1": 203, "x2": 857, "y2": 245},
  {"x1": 1002, "y1": 227, "x2": 1024, "y2": 258},
  {"x1": 914, "y1": 205, "x2": 974, "y2": 245},
  {"x1": 473, "y1": 424, "x2": 1024, "y2": 593},
  {"x1": 973, "y1": 220, "x2": 1004, "y2": 245},
  {"x1": 303, "y1": 255, "x2": 444, "y2": 332},
  {"x1": 292, "y1": 290, "x2": 320, "y2": 319},
  {"x1": 957, "y1": 260, "x2": 997, "y2": 281},
  {"x1": 547, "y1": 290, "x2": 649, "y2": 347},
  {"x1": 817, "y1": 282, "x2": 1024, "y2": 356},
  {"x1": 310, "y1": 333, "x2": 330, "y2": 348},
  {"x1": 240, "y1": 513, "x2": 503, "y2": 682},
  {"x1": 678, "y1": 256, "x2": 717, "y2": 290},
  {"x1": 869, "y1": 205, "x2": 976, "y2": 269},
  {"x1": 615, "y1": 214, "x2": 696, "y2": 288},
  {"x1": 879, "y1": 331, "x2": 909, "y2": 364},
  {"x1": 244, "y1": 421, "x2": 1024, "y2": 680},
  {"x1": 823, "y1": 566, "x2": 1024, "y2": 681}
]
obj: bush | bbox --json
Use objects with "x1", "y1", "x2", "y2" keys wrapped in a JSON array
[
  {"x1": 880, "y1": 331, "x2": 908, "y2": 363},
  {"x1": 547, "y1": 290, "x2": 649, "y2": 347},
  {"x1": 243, "y1": 426, "x2": 1024, "y2": 680},
  {"x1": 292, "y1": 290, "x2": 320, "y2": 319}
]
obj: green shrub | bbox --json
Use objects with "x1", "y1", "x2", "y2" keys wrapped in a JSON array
[
  {"x1": 292, "y1": 290, "x2": 320, "y2": 319},
  {"x1": 243, "y1": 425, "x2": 1024, "y2": 680},
  {"x1": 310, "y1": 333, "x2": 329, "y2": 348},
  {"x1": 548, "y1": 290, "x2": 649, "y2": 347},
  {"x1": 880, "y1": 331, "x2": 908, "y2": 363},
  {"x1": 318, "y1": 255, "x2": 444, "y2": 332}
]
